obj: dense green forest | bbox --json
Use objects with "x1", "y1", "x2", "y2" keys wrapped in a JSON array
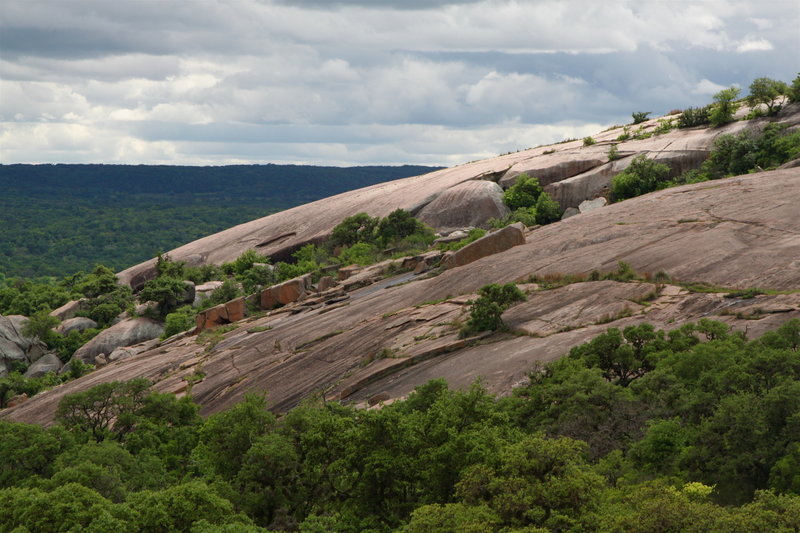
[
  {"x1": 2, "y1": 319, "x2": 800, "y2": 532},
  {"x1": 0, "y1": 164, "x2": 439, "y2": 279}
]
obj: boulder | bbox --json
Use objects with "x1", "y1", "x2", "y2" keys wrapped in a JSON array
[
  {"x1": 180, "y1": 281, "x2": 196, "y2": 305},
  {"x1": 194, "y1": 280, "x2": 224, "y2": 306},
  {"x1": 417, "y1": 180, "x2": 510, "y2": 232},
  {"x1": 195, "y1": 297, "x2": 248, "y2": 332},
  {"x1": 578, "y1": 197, "x2": 608, "y2": 213},
  {"x1": 71, "y1": 317, "x2": 164, "y2": 365},
  {"x1": 56, "y1": 317, "x2": 98, "y2": 335},
  {"x1": 23, "y1": 353, "x2": 63, "y2": 378},
  {"x1": 317, "y1": 276, "x2": 337, "y2": 292},
  {"x1": 49, "y1": 300, "x2": 87, "y2": 321},
  {"x1": 0, "y1": 315, "x2": 49, "y2": 375},
  {"x1": 338, "y1": 265, "x2": 361, "y2": 281},
  {"x1": 561, "y1": 207, "x2": 580, "y2": 220},
  {"x1": 441, "y1": 223, "x2": 526, "y2": 269}
]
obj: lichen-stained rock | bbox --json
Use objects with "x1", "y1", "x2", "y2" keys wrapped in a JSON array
[
  {"x1": 417, "y1": 180, "x2": 510, "y2": 232},
  {"x1": 71, "y1": 317, "x2": 164, "y2": 364},
  {"x1": 442, "y1": 223, "x2": 526, "y2": 269}
]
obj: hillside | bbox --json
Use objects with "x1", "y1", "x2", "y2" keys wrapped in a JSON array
[
  {"x1": 0, "y1": 164, "x2": 439, "y2": 278},
  {"x1": 4, "y1": 102, "x2": 800, "y2": 425}
]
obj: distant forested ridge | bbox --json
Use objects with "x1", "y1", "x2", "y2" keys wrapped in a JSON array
[{"x1": 0, "y1": 164, "x2": 440, "y2": 279}]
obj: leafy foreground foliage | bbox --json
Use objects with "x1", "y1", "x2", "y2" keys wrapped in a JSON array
[{"x1": 2, "y1": 319, "x2": 800, "y2": 532}]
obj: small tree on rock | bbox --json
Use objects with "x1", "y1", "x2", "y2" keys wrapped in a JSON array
[{"x1": 747, "y1": 77, "x2": 789, "y2": 116}]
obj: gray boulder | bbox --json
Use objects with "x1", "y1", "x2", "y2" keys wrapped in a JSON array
[
  {"x1": 0, "y1": 315, "x2": 50, "y2": 376},
  {"x1": 56, "y1": 317, "x2": 98, "y2": 335},
  {"x1": 72, "y1": 317, "x2": 164, "y2": 365},
  {"x1": 417, "y1": 181, "x2": 510, "y2": 232},
  {"x1": 578, "y1": 197, "x2": 608, "y2": 213},
  {"x1": 23, "y1": 353, "x2": 63, "y2": 378}
]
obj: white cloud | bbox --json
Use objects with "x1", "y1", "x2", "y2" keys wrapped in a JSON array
[
  {"x1": 736, "y1": 37, "x2": 774, "y2": 52},
  {"x1": 692, "y1": 78, "x2": 728, "y2": 95},
  {"x1": 0, "y1": 0, "x2": 796, "y2": 165}
]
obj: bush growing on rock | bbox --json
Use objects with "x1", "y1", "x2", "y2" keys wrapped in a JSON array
[
  {"x1": 139, "y1": 277, "x2": 190, "y2": 318},
  {"x1": 502, "y1": 174, "x2": 543, "y2": 210},
  {"x1": 465, "y1": 283, "x2": 526, "y2": 333},
  {"x1": 611, "y1": 155, "x2": 671, "y2": 201},
  {"x1": 631, "y1": 111, "x2": 651, "y2": 124},
  {"x1": 709, "y1": 87, "x2": 741, "y2": 127},
  {"x1": 331, "y1": 213, "x2": 379, "y2": 248},
  {"x1": 747, "y1": 77, "x2": 789, "y2": 115},
  {"x1": 678, "y1": 106, "x2": 711, "y2": 128},
  {"x1": 789, "y1": 73, "x2": 800, "y2": 103}
]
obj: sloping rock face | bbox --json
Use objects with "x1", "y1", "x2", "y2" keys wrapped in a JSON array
[
  {"x1": 7, "y1": 167, "x2": 800, "y2": 427},
  {"x1": 0, "y1": 315, "x2": 50, "y2": 377},
  {"x1": 417, "y1": 180, "x2": 509, "y2": 231},
  {"x1": 116, "y1": 104, "x2": 800, "y2": 290},
  {"x1": 71, "y1": 318, "x2": 164, "y2": 364}
]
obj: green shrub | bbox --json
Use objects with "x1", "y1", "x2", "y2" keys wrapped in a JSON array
[
  {"x1": 616, "y1": 126, "x2": 631, "y2": 141},
  {"x1": 375, "y1": 209, "x2": 433, "y2": 248},
  {"x1": 162, "y1": 306, "x2": 197, "y2": 339},
  {"x1": 139, "y1": 276, "x2": 189, "y2": 318},
  {"x1": 82, "y1": 285, "x2": 134, "y2": 328},
  {"x1": 653, "y1": 118, "x2": 674, "y2": 135},
  {"x1": 198, "y1": 280, "x2": 242, "y2": 310},
  {"x1": 465, "y1": 283, "x2": 526, "y2": 333},
  {"x1": 184, "y1": 264, "x2": 223, "y2": 284},
  {"x1": 534, "y1": 192, "x2": 562, "y2": 224},
  {"x1": 437, "y1": 228, "x2": 486, "y2": 252},
  {"x1": 583, "y1": 136, "x2": 596, "y2": 146},
  {"x1": 709, "y1": 87, "x2": 741, "y2": 127},
  {"x1": 330, "y1": 213, "x2": 379, "y2": 248},
  {"x1": 789, "y1": 73, "x2": 800, "y2": 103},
  {"x1": 338, "y1": 242, "x2": 379, "y2": 267},
  {"x1": 678, "y1": 106, "x2": 711, "y2": 128},
  {"x1": 510, "y1": 207, "x2": 539, "y2": 227},
  {"x1": 611, "y1": 155, "x2": 671, "y2": 200},
  {"x1": 222, "y1": 249, "x2": 269, "y2": 277},
  {"x1": 747, "y1": 77, "x2": 789, "y2": 115},
  {"x1": 155, "y1": 253, "x2": 186, "y2": 279},
  {"x1": 631, "y1": 111, "x2": 651, "y2": 124},
  {"x1": 607, "y1": 144, "x2": 620, "y2": 161},
  {"x1": 502, "y1": 174, "x2": 543, "y2": 210}
]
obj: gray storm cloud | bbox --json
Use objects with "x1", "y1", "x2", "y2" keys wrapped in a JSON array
[{"x1": 0, "y1": 0, "x2": 797, "y2": 165}]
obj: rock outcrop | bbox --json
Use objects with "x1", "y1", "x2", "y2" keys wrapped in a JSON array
[
  {"x1": 23, "y1": 353, "x2": 63, "y2": 378},
  {"x1": 0, "y1": 315, "x2": 49, "y2": 376},
  {"x1": 71, "y1": 318, "x2": 164, "y2": 364},
  {"x1": 116, "y1": 104, "x2": 800, "y2": 291},
  {"x1": 5, "y1": 124, "x2": 800, "y2": 427},
  {"x1": 56, "y1": 317, "x2": 98, "y2": 335},
  {"x1": 442, "y1": 223, "x2": 526, "y2": 269},
  {"x1": 417, "y1": 180, "x2": 509, "y2": 232}
]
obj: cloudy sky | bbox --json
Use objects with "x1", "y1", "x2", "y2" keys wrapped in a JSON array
[{"x1": 1, "y1": 0, "x2": 797, "y2": 167}]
